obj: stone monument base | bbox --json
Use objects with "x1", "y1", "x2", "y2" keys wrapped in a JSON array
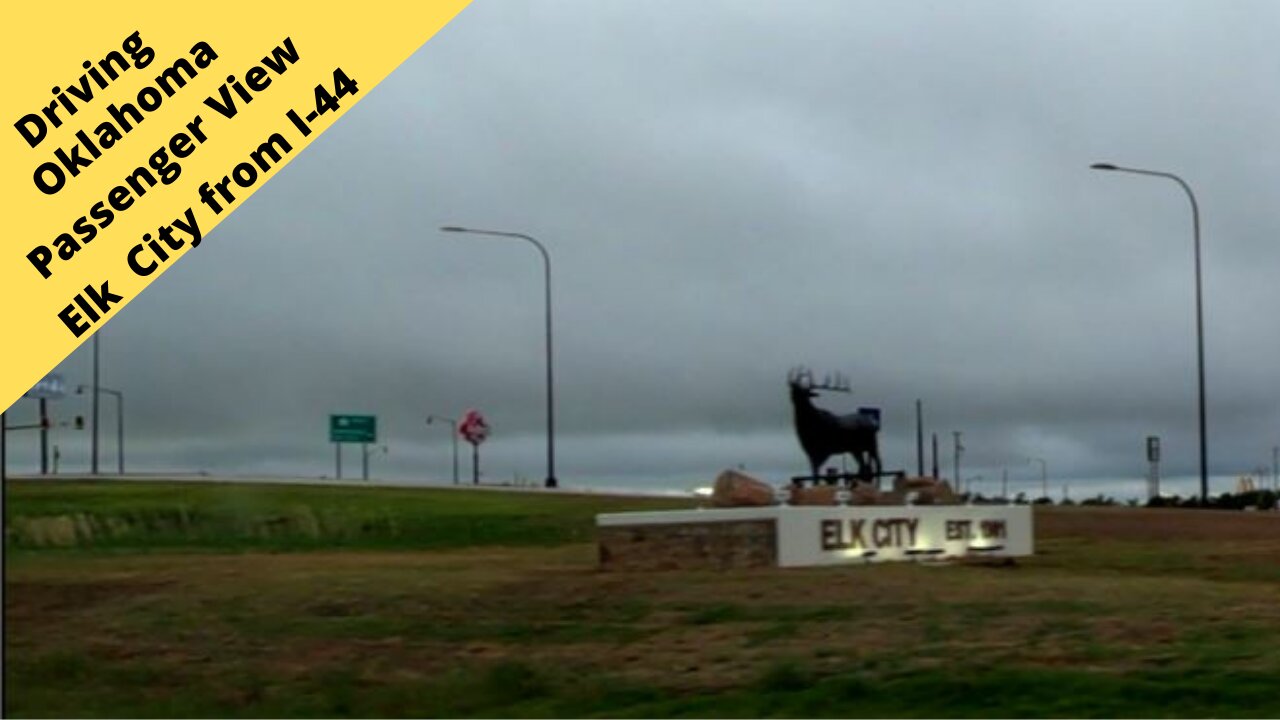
[{"x1": 597, "y1": 504, "x2": 1033, "y2": 571}]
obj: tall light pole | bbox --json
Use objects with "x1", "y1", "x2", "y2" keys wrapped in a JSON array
[
  {"x1": 427, "y1": 414, "x2": 459, "y2": 485},
  {"x1": 1091, "y1": 163, "x2": 1208, "y2": 503},
  {"x1": 440, "y1": 226, "x2": 558, "y2": 489},
  {"x1": 78, "y1": 385, "x2": 123, "y2": 474}
]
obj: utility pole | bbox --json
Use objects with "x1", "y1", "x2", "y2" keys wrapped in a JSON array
[
  {"x1": 952, "y1": 432, "x2": 964, "y2": 487},
  {"x1": 39, "y1": 397, "x2": 49, "y2": 475},
  {"x1": 91, "y1": 332, "x2": 100, "y2": 475},
  {"x1": 1002, "y1": 467, "x2": 1008, "y2": 500},
  {"x1": 931, "y1": 433, "x2": 939, "y2": 479},
  {"x1": 1273, "y1": 445, "x2": 1278, "y2": 492},
  {"x1": 915, "y1": 399, "x2": 924, "y2": 476}
]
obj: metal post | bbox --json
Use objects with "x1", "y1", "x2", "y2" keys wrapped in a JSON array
[
  {"x1": 1002, "y1": 468, "x2": 1008, "y2": 499},
  {"x1": 931, "y1": 433, "x2": 939, "y2": 479},
  {"x1": 362, "y1": 443, "x2": 369, "y2": 481},
  {"x1": 472, "y1": 443, "x2": 479, "y2": 485},
  {"x1": 1273, "y1": 446, "x2": 1278, "y2": 492},
  {"x1": 1091, "y1": 163, "x2": 1208, "y2": 503},
  {"x1": 915, "y1": 399, "x2": 924, "y2": 476},
  {"x1": 92, "y1": 332, "x2": 100, "y2": 475},
  {"x1": 335, "y1": 443, "x2": 342, "y2": 480},
  {"x1": 116, "y1": 392, "x2": 124, "y2": 475},
  {"x1": 440, "y1": 227, "x2": 557, "y2": 488},
  {"x1": 543, "y1": 243, "x2": 555, "y2": 489},
  {"x1": 39, "y1": 397, "x2": 49, "y2": 475},
  {"x1": 952, "y1": 432, "x2": 963, "y2": 487},
  {"x1": 1, "y1": 409, "x2": 7, "y2": 482}
]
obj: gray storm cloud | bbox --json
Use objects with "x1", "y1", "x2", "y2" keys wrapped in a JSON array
[{"x1": 10, "y1": 1, "x2": 1279, "y2": 493}]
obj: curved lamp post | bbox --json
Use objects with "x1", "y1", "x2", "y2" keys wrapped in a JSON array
[
  {"x1": 426, "y1": 414, "x2": 460, "y2": 485},
  {"x1": 440, "y1": 226, "x2": 558, "y2": 489},
  {"x1": 1090, "y1": 163, "x2": 1207, "y2": 503}
]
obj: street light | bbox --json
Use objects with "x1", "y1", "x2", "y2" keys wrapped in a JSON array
[
  {"x1": 1091, "y1": 162, "x2": 1208, "y2": 503},
  {"x1": 1029, "y1": 457, "x2": 1047, "y2": 500},
  {"x1": 440, "y1": 226, "x2": 558, "y2": 489},
  {"x1": 426, "y1": 414, "x2": 459, "y2": 485},
  {"x1": 77, "y1": 384, "x2": 123, "y2": 475}
]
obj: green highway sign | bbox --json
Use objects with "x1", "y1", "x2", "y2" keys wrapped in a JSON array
[{"x1": 330, "y1": 414, "x2": 377, "y2": 443}]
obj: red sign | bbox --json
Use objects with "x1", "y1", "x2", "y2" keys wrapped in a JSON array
[{"x1": 458, "y1": 410, "x2": 489, "y2": 446}]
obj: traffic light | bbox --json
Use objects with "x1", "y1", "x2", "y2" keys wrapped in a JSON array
[
  {"x1": 74, "y1": 415, "x2": 84, "y2": 430},
  {"x1": 40, "y1": 417, "x2": 51, "y2": 430}
]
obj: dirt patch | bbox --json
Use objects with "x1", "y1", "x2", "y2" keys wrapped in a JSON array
[{"x1": 5, "y1": 579, "x2": 174, "y2": 616}]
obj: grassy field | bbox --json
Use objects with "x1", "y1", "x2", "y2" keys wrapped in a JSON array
[
  {"x1": 3, "y1": 480, "x2": 692, "y2": 552},
  {"x1": 6, "y1": 480, "x2": 1280, "y2": 718}
]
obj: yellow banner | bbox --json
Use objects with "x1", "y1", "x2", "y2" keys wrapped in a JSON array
[{"x1": 1, "y1": 0, "x2": 470, "y2": 408}]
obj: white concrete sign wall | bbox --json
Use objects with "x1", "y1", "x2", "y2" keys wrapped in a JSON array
[
  {"x1": 597, "y1": 504, "x2": 1034, "y2": 568},
  {"x1": 774, "y1": 504, "x2": 1032, "y2": 567}
]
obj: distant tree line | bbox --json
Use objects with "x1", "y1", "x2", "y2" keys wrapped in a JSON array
[
  {"x1": 1146, "y1": 489, "x2": 1278, "y2": 511},
  {"x1": 959, "y1": 490, "x2": 1278, "y2": 511}
]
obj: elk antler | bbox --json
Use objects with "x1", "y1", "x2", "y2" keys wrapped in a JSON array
[
  {"x1": 787, "y1": 367, "x2": 851, "y2": 392},
  {"x1": 787, "y1": 366, "x2": 815, "y2": 388},
  {"x1": 810, "y1": 370, "x2": 852, "y2": 393}
]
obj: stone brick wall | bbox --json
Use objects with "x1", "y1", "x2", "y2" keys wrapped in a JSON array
[{"x1": 597, "y1": 519, "x2": 777, "y2": 571}]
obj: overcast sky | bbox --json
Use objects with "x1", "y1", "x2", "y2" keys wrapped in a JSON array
[{"x1": 11, "y1": 1, "x2": 1280, "y2": 494}]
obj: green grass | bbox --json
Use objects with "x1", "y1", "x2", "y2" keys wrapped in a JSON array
[
  {"x1": 3, "y1": 480, "x2": 693, "y2": 552},
  {"x1": 6, "y1": 481, "x2": 1280, "y2": 718}
]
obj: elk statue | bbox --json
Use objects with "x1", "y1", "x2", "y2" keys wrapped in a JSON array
[{"x1": 788, "y1": 367, "x2": 882, "y2": 483}]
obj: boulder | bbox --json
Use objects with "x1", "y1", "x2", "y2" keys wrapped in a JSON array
[
  {"x1": 789, "y1": 484, "x2": 839, "y2": 506},
  {"x1": 849, "y1": 484, "x2": 883, "y2": 506},
  {"x1": 710, "y1": 469, "x2": 777, "y2": 507},
  {"x1": 930, "y1": 480, "x2": 960, "y2": 504},
  {"x1": 898, "y1": 476, "x2": 942, "y2": 490},
  {"x1": 893, "y1": 477, "x2": 961, "y2": 505},
  {"x1": 876, "y1": 490, "x2": 907, "y2": 505}
]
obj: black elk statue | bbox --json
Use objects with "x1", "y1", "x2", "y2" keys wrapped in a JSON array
[{"x1": 788, "y1": 367, "x2": 882, "y2": 484}]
